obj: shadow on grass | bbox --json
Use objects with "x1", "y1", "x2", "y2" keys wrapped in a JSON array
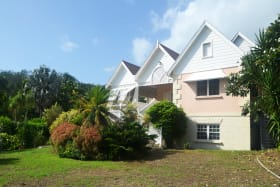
[
  {"x1": 0, "y1": 158, "x2": 19, "y2": 165},
  {"x1": 142, "y1": 149, "x2": 181, "y2": 161}
]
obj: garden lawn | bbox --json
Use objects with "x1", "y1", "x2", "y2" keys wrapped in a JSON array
[{"x1": 0, "y1": 146, "x2": 279, "y2": 186}]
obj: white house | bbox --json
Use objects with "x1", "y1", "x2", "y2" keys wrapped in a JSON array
[{"x1": 107, "y1": 21, "x2": 274, "y2": 150}]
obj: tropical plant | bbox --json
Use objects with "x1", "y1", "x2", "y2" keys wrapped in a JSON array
[
  {"x1": 98, "y1": 121, "x2": 154, "y2": 160},
  {"x1": 50, "y1": 122, "x2": 80, "y2": 158},
  {"x1": 8, "y1": 90, "x2": 35, "y2": 121},
  {"x1": 145, "y1": 100, "x2": 187, "y2": 148},
  {"x1": 226, "y1": 16, "x2": 280, "y2": 147},
  {"x1": 75, "y1": 126, "x2": 101, "y2": 160},
  {"x1": 81, "y1": 85, "x2": 111, "y2": 128},
  {"x1": 49, "y1": 109, "x2": 84, "y2": 133}
]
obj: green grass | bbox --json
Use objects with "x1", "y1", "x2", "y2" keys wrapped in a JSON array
[
  {"x1": 0, "y1": 147, "x2": 279, "y2": 186},
  {"x1": 0, "y1": 146, "x2": 122, "y2": 186}
]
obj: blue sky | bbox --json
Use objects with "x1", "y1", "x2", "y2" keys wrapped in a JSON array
[{"x1": 0, "y1": 0, "x2": 279, "y2": 85}]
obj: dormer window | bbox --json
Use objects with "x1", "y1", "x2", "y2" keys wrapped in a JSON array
[{"x1": 202, "y1": 42, "x2": 212, "y2": 58}]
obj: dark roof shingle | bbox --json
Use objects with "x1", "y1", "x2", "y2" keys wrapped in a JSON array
[
  {"x1": 159, "y1": 44, "x2": 179, "y2": 60},
  {"x1": 122, "y1": 60, "x2": 140, "y2": 75}
]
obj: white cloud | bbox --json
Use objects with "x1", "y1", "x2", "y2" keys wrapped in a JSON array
[
  {"x1": 60, "y1": 36, "x2": 79, "y2": 52},
  {"x1": 132, "y1": 37, "x2": 153, "y2": 65},
  {"x1": 104, "y1": 66, "x2": 115, "y2": 73},
  {"x1": 151, "y1": 0, "x2": 280, "y2": 52}
]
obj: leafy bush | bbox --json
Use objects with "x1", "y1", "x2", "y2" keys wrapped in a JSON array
[
  {"x1": 49, "y1": 109, "x2": 83, "y2": 133},
  {"x1": 50, "y1": 122, "x2": 80, "y2": 158},
  {"x1": 76, "y1": 126, "x2": 101, "y2": 160},
  {"x1": 42, "y1": 103, "x2": 63, "y2": 127},
  {"x1": 58, "y1": 140, "x2": 81, "y2": 159},
  {"x1": 0, "y1": 116, "x2": 17, "y2": 135},
  {"x1": 98, "y1": 121, "x2": 155, "y2": 160},
  {"x1": 50, "y1": 103, "x2": 155, "y2": 161},
  {"x1": 145, "y1": 100, "x2": 187, "y2": 148},
  {"x1": 0, "y1": 133, "x2": 20, "y2": 151},
  {"x1": 17, "y1": 118, "x2": 49, "y2": 148}
]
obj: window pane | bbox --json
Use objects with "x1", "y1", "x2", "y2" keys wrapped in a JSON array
[
  {"x1": 197, "y1": 124, "x2": 207, "y2": 139},
  {"x1": 203, "y1": 43, "x2": 211, "y2": 57},
  {"x1": 209, "y1": 79, "x2": 219, "y2": 95},
  {"x1": 209, "y1": 125, "x2": 220, "y2": 140},
  {"x1": 197, "y1": 80, "x2": 207, "y2": 96}
]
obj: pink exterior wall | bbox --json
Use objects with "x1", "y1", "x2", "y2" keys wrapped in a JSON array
[{"x1": 177, "y1": 67, "x2": 246, "y2": 115}]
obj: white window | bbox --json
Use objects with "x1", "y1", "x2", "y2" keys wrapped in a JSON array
[
  {"x1": 202, "y1": 42, "x2": 212, "y2": 58},
  {"x1": 196, "y1": 79, "x2": 220, "y2": 96},
  {"x1": 197, "y1": 124, "x2": 220, "y2": 140}
]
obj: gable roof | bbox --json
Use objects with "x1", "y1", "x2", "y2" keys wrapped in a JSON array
[
  {"x1": 122, "y1": 60, "x2": 140, "y2": 75},
  {"x1": 231, "y1": 32, "x2": 256, "y2": 47},
  {"x1": 168, "y1": 21, "x2": 245, "y2": 76},
  {"x1": 106, "y1": 60, "x2": 137, "y2": 87},
  {"x1": 135, "y1": 42, "x2": 178, "y2": 80},
  {"x1": 159, "y1": 43, "x2": 179, "y2": 60}
]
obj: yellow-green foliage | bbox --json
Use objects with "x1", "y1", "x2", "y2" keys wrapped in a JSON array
[{"x1": 49, "y1": 109, "x2": 83, "y2": 133}]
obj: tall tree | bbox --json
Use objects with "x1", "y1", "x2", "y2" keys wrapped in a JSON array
[
  {"x1": 0, "y1": 70, "x2": 29, "y2": 117},
  {"x1": 227, "y1": 16, "x2": 280, "y2": 147},
  {"x1": 56, "y1": 73, "x2": 79, "y2": 111},
  {"x1": 8, "y1": 90, "x2": 35, "y2": 121},
  {"x1": 0, "y1": 75, "x2": 8, "y2": 116},
  {"x1": 28, "y1": 65, "x2": 61, "y2": 116}
]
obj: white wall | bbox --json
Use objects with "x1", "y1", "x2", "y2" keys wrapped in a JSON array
[
  {"x1": 110, "y1": 66, "x2": 135, "y2": 88},
  {"x1": 138, "y1": 49, "x2": 174, "y2": 86},
  {"x1": 173, "y1": 26, "x2": 242, "y2": 76},
  {"x1": 187, "y1": 116, "x2": 251, "y2": 150}
]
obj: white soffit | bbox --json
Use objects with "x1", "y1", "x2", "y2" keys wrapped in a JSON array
[{"x1": 185, "y1": 69, "x2": 226, "y2": 82}]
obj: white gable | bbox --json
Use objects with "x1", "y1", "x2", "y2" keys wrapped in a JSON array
[
  {"x1": 107, "y1": 62, "x2": 136, "y2": 90},
  {"x1": 110, "y1": 66, "x2": 135, "y2": 88},
  {"x1": 232, "y1": 33, "x2": 255, "y2": 54},
  {"x1": 171, "y1": 23, "x2": 244, "y2": 76},
  {"x1": 136, "y1": 46, "x2": 174, "y2": 86}
]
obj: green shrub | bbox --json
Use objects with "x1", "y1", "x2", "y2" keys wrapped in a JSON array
[
  {"x1": 145, "y1": 100, "x2": 187, "y2": 148},
  {"x1": 58, "y1": 140, "x2": 81, "y2": 159},
  {"x1": 49, "y1": 109, "x2": 83, "y2": 133},
  {"x1": 42, "y1": 103, "x2": 63, "y2": 127},
  {"x1": 0, "y1": 133, "x2": 20, "y2": 151},
  {"x1": 17, "y1": 118, "x2": 49, "y2": 148},
  {"x1": 98, "y1": 121, "x2": 155, "y2": 160},
  {"x1": 0, "y1": 116, "x2": 17, "y2": 135}
]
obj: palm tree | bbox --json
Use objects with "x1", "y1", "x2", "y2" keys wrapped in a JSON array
[
  {"x1": 81, "y1": 86, "x2": 111, "y2": 128},
  {"x1": 227, "y1": 15, "x2": 280, "y2": 147}
]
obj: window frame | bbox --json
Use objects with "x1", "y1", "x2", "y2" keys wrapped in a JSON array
[
  {"x1": 202, "y1": 42, "x2": 213, "y2": 58},
  {"x1": 196, "y1": 79, "x2": 220, "y2": 96},
  {"x1": 197, "y1": 124, "x2": 220, "y2": 141}
]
